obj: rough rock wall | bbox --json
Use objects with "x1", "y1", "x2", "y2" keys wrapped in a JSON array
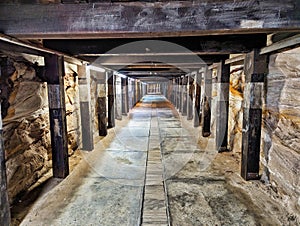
[
  {"x1": 262, "y1": 47, "x2": 300, "y2": 214},
  {"x1": 64, "y1": 63, "x2": 81, "y2": 154},
  {"x1": 0, "y1": 55, "x2": 81, "y2": 203},
  {"x1": 1, "y1": 56, "x2": 50, "y2": 203},
  {"x1": 228, "y1": 66, "x2": 244, "y2": 153}
]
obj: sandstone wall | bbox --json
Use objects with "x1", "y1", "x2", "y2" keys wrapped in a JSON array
[
  {"x1": 262, "y1": 47, "x2": 300, "y2": 214},
  {"x1": 0, "y1": 54, "x2": 81, "y2": 203}
]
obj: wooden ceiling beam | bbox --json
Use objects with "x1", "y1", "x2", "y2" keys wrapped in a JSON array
[
  {"x1": 0, "y1": 1, "x2": 299, "y2": 39},
  {"x1": 43, "y1": 34, "x2": 267, "y2": 55}
]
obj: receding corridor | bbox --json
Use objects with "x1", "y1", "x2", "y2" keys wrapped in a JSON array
[{"x1": 19, "y1": 95, "x2": 284, "y2": 226}]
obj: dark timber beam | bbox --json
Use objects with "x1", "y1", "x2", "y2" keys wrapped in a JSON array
[
  {"x1": 78, "y1": 65, "x2": 94, "y2": 151},
  {"x1": 194, "y1": 71, "x2": 202, "y2": 127},
  {"x1": 241, "y1": 50, "x2": 267, "y2": 180},
  {"x1": 45, "y1": 55, "x2": 69, "y2": 178},
  {"x1": 43, "y1": 35, "x2": 267, "y2": 55},
  {"x1": 202, "y1": 66, "x2": 212, "y2": 137},
  {"x1": 215, "y1": 60, "x2": 230, "y2": 152},
  {"x1": 0, "y1": 62, "x2": 11, "y2": 226},
  {"x1": 0, "y1": 2, "x2": 299, "y2": 38},
  {"x1": 107, "y1": 71, "x2": 115, "y2": 128}
]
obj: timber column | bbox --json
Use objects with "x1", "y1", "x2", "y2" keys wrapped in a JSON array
[
  {"x1": 121, "y1": 77, "x2": 128, "y2": 115},
  {"x1": 45, "y1": 55, "x2": 69, "y2": 178},
  {"x1": 215, "y1": 60, "x2": 230, "y2": 152},
  {"x1": 187, "y1": 74, "x2": 194, "y2": 120},
  {"x1": 0, "y1": 60, "x2": 11, "y2": 226},
  {"x1": 202, "y1": 66, "x2": 212, "y2": 137},
  {"x1": 181, "y1": 76, "x2": 188, "y2": 116},
  {"x1": 194, "y1": 71, "x2": 202, "y2": 127},
  {"x1": 107, "y1": 71, "x2": 115, "y2": 128},
  {"x1": 115, "y1": 74, "x2": 122, "y2": 120},
  {"x1": 241, "y1": 50, "x2": 267, "y2": 180},
  {"x1": 97, "y1": 72, "x2": 107, "y2": 136},
  {"x1": 78, "y1": 65, "x2": 94, "y2": 150}
]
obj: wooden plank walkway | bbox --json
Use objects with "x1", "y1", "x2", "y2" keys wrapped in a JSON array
[{"x1": 142, "y1": 108, "x2": 169, "y2": 226}]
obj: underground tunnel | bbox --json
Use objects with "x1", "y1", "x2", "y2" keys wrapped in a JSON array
[{"x1": 0, "y1": 1, "x2": 300, "y2": 225}]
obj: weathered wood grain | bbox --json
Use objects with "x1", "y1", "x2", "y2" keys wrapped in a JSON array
[
  {"x1": 45, "y1": 55, "x2": 69, "y2": 178},
  {"x1": 241, "y1": 50, "x2": 267, "y2": 180},
  {"x1": 0, "y1": 1, "x2": 299, "y2": 38},
  {"x1": 215, "y1": 60, "x2": 230, "y2": 152}
]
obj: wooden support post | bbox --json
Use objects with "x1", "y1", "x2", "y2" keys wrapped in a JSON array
[
  {"x1": 241, "y1": 50, "x2": 267, "y2": 180},
  {"x1": 121, "y1": 77, "x2": 128, "y2": 115},
  {"x1": 107, "y1": 71, "x2": 115, "y2": 128},
  {"x1": 115, "y1": 74, "x2": 122, "y2": 120},
  {"x1": 132, "y1": 80, "x2": 136, "y2": 106},
  {"x1": 78, "y1": 65, "x2": 94, "y2": 151},
  {"x1": 178, "y1": 78, "x2": 183, "y2": 112},
  {"x1": 0, "y1": 63, "x2": 11, "y2": 226},
  {"x1": 216, "y1": 60, "x2": 230, "y2": 152},
  {"x1": 172, "y1": 78, "x2": 176, "y2": 105},
  {"x1": 202, "y1": 66, "x2": 212, "y2": 137},
  {"x1": 45, "y1": 55, "x2": 69, "y2": 178},
  {"x1": 97, "y1": 72, "x2": 107, "y2": 136},
  {"x1": 194, "y1": 71, "x2": 202, "y2": 127},
  {"x1": 136, "y1": 80, "x2": 141, "y2": 103},
  {"x1": 187, "y1": 75, "x2": 194, "y2": 120},
  {"x1": 181, "y1": 76, "x2": 188, "y2": 116}
]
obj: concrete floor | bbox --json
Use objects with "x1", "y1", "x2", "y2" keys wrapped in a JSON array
[{"x1": 20, "y1": 95, "x2": 289, "y2": 226}]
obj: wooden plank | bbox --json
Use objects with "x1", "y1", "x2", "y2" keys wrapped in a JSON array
[
  {"x1": 241, "y1": 50, "x2": 267, "y2": 180},
  {"x1": 0, "y1": 34, "x2": 84, "y2": 65},
  {"x1": 215, "y1": 60, "x2": 230, "y2": 152},
  {"x1": 0, "y1": 1, "x2": 299, "y2": 38},
  {"x1": 194, "y1": 71, "x2": 201, "y2": 127},
  {"x1": 45, "y1": 55, "x2": 69, "y2": 178},
  {"x1": 0, "y1": 63, "x2": 11, "y2": 226},
  {"x1": 202, "y1": 66, "x2": 212, "y2": 137},
  {"x1": 78, "y1": 65, "x2": 94, "y2": 150},
  {"x1": 225, "y1": 54, "x2": 246, "y2": 65},
  {"x1": 260, "y1": 34, "x2": 300, "y2": 55},
  {"x1": 107, "y1": 71, "x2": 115, "y2": 128}
]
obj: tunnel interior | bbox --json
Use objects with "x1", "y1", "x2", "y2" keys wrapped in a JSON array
[{"x1": 0, "y1": 1, "x2": 300, "y2": 225}]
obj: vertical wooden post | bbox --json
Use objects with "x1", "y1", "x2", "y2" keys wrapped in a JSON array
[
  {"x1": 178, "y1": 77, "x2": 182, "y2": 112},
  {"x1": 241, "y1": 50, "x2": 267, "y2": 180},
  {"x1": 132, "y1": 80, "x2": 136, "y2": 106},
  {"x1": 45, "y1": 55, "x2": 69, "y2": 178},
  {"x1": 0, "y1": 63, "x2": 11, "y2": 226},
  {"x1": 172, "y1": 78, "x2": 176, "y2": 105},
  {"x1": 115, "y1": 74, "x2": 122, "y2": 120},
  {"x1": 194, "y1": 71, "x2": 201, "y2": 127},
  {"x1": 202, "y1": 66, "x2": 212, "y2": 137},
  {"x1": 187, "y1": 75, "x2": 194, "y2": 120},
  {"x1": 136, "y1": 80, "x2": 141, "y2": 103},
  {"x1": 215, "y1": 60, "x2": 230, "y2": 152},
  {"x1": 121, "y1": 77, "x2": 128, "y2": 115},
  {"x1": 181, "y1": 76, "x2": 188, "y2": 116},
  {"x1": 78, "y1": 65, "x2": 94, "y2": 151},
  {"x1": 97, "y1": 72, "x2": 107, "y2": 136},
  {"x1": 107, "y1": 71, "x2": 115, "y2": 128}
]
